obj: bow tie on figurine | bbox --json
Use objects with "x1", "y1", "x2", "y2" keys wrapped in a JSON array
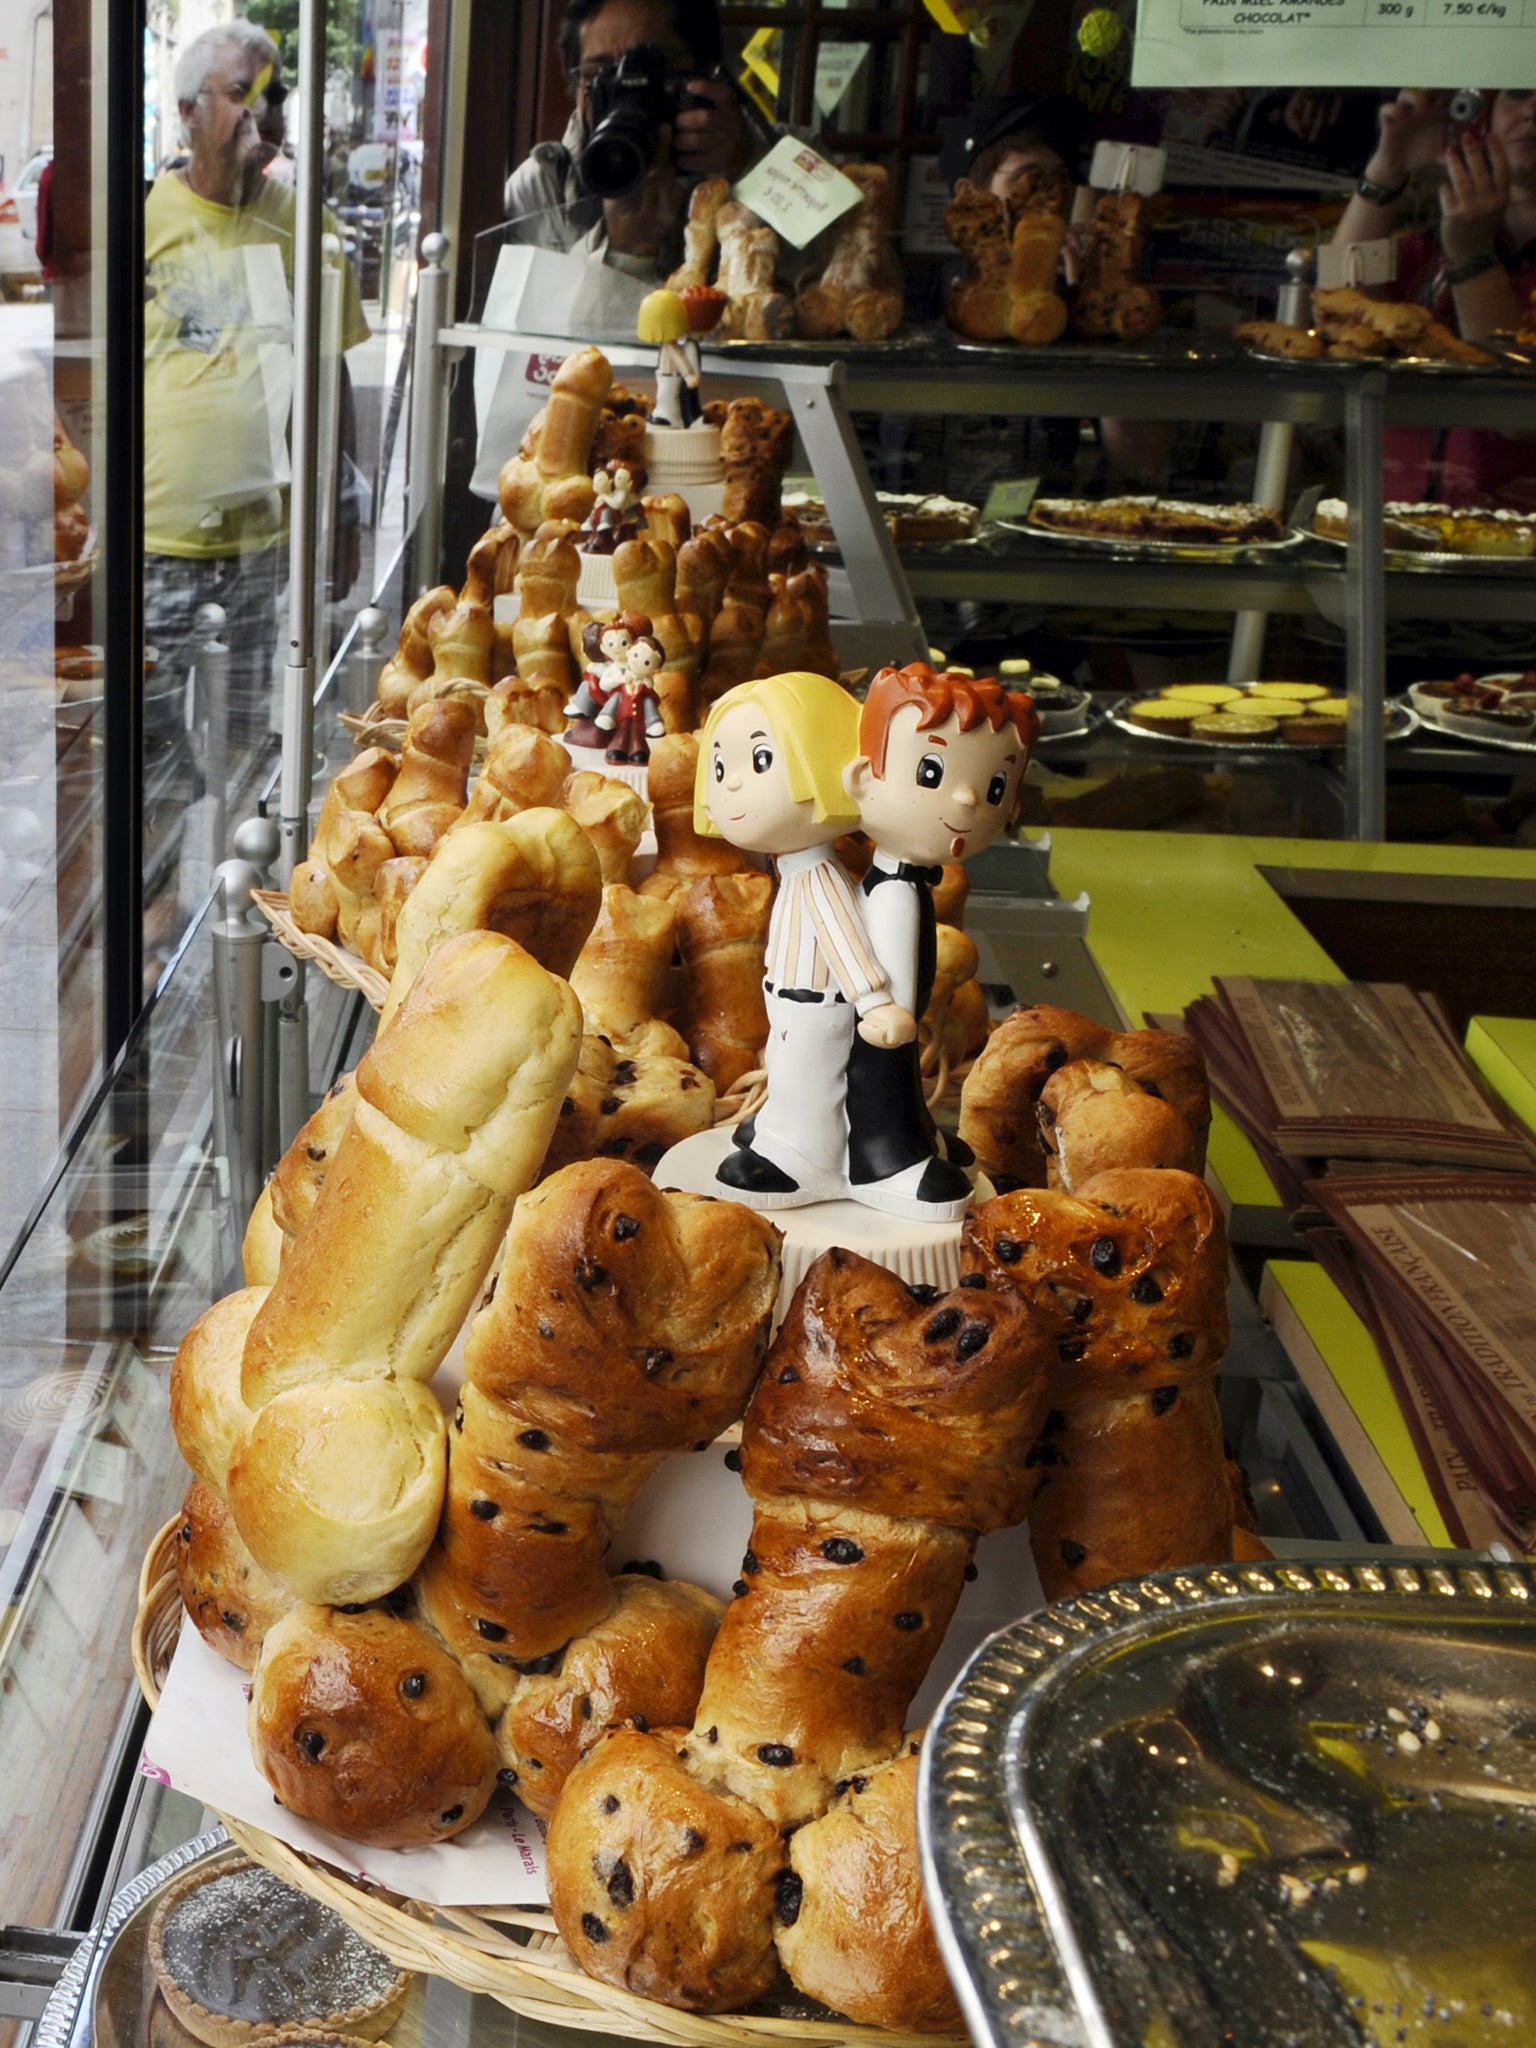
[{"x1": 863, "y1": 860, "x2": 943, "y2": 889}]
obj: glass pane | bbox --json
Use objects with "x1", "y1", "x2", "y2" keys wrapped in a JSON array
[{"x1": 0, "y1": 0, "x2": 103, "y2": 1265}]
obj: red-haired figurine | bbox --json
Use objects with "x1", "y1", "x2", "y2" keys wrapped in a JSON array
[{"x1": 843, "y1": 662, "x2": 1038, "y2": 1220}]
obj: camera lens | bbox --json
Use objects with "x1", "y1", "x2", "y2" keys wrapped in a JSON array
[{"x1": 581, "y1": 109, "x2": 655, "y2": 197}]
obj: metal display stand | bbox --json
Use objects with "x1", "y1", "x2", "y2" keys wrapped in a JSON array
[{"x1": 420, "y1": 312, "x2": 1536, "y2": 842}]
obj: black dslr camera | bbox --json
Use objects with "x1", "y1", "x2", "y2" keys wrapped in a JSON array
[{"x1": 578, "y1": 44, "x2": 713, "y2": 198}]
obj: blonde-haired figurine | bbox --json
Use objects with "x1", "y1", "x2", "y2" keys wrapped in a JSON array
[
  {"x1": 638, "y1": 287, "x2": 703, "y2": 430},
  {"x1": 695, "y1": 671, "x2": 914, "y2": 1208}
]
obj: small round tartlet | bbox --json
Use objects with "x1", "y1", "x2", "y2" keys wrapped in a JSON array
[{"x1": 148, "y1": 1859, "x2": 412, "y2": 2048}]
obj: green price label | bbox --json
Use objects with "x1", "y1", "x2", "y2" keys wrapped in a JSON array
[{"x1": 982, "y1": 477, "x2": 1040, "y2": 524}]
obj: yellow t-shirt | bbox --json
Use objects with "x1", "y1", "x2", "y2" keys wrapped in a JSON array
[{"x1": 144, "y1": 171, "x2": 371, "y2": 558}]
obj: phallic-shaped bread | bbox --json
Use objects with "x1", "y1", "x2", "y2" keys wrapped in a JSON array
[
  {"x1": 170, "y1": 1286, "x2": 265, "y2": 1496},
  {"x1": 241, "y1": 932, "x2": 582, "y2": 1404},
  {"x1": 921, "y1": 926, "x2": 979, "y2": 1053},
  {"x1": 514, "y1": 519, "x2": 582, "y2": 618},
  {"x1": 375, "y1": 698, "x2": 475, "y2": 859},
  {"x1": 957, "y1": 1003, "x2": 1209, "y2": 1190},
  {"x1": 537, "y1": 1027, "x2": 715, "y2": 1181},
  {"x1": 288, "y1": 858, "x2": 340, "y2": 940},
  {"x1": 777, "y1": 1743, "x2": 963, "y2": 2034},
  {"x1": 512, "y1": 610, "x2": 577, "y2": 693},
  {"x1": 676, "y1": 528, "x2": 733, "y2": 625},
  {"x1": 407, "y1": 601, "x2": 494, "y2": 722},
  {"x1": 667, "y1": 175, "x2": 732, "y2": 291},
  {"x1": 372, "y1": 855, "x2": 429, "y2": 976},
  {"x1": 228, "y1": 1377, "x2": 447, "y2": 1604},
  {"x1": 673, "y1": 873, "x2": 774, "y2": 1092},
  {"x1": 379, "y1": 810, "x2": 601, "y2": 1029},
  {"x1": 241, "y1": 1182, "x2": 286, "y2": 1286},
  {"x1": 250, "y1": 1605, "x2": 499, "y2": 1848},
  {"x1": 376, "y1": 586, "x2": 455, "y2": 715},
  {"x1": 612, "y1": 534, "x2": 676, "y2": 620},
  {"x1": 931, "y1": 861, "x2": 969, "y2": 928},
  {"x1": 461, "y1": 520, "x2": 521, "y2": 608},
  {"x1": 1025, "y1": 1375, "x2": 1233, "y2": 1600},
  {"x1": 495, "y1": 1574, "x2": 724, "y2": 1817},
  {"x1": 547, "y1": 1727, "x2": 785, "y2": 2012},
  {"x1": 269, "y1": 1073, "x2": 358, "y2": 1242},
  {"x1": 174, "y1": 1479, "x2": 293, "y2": 1672},
  {"x1": 642, "y1": 493, "x2": 690, "y2": 551},
  {"x1": 462, "y1": 724, "x2": 571, "y2": 827},
  {"x1": 1038, "y1": 1056, "x2": 1204, "y2": 1191},
  {"x1": 561, "y1": 770, "x2": 647, "y2": 886},
  {"x1": 1008, "y1": 287, "x2": 1069, "y2": 346},
  {"x1": 942, "y1": 976, "x2": 989, "y2": 1066},
  {"x1": 418, "y1": 1162, "x2": 780, "y2": 1663},
  {"x1": 720, "y1": 403, "x2": 793, "y2": 531},
  {"x1": 485, "y1": 673, "x2": 566, "y2": 736},
  {"x1": 697, "y1": 600, "x2": 767, "y2": 708},
  {"x1": 568, "y1": 885, "x2": 677, "y2": 1044},
  {"x1": 964, "y1": 1168, "x2": 1233, "y2": 1599}
]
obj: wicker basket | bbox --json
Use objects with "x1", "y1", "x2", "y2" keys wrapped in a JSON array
[
  {"x1": 132, "y1": 1519, "x2": 960, "y2": 2048},
  {"x1": 252, "y1": 891, "x2": 391, "y2": 1008}
]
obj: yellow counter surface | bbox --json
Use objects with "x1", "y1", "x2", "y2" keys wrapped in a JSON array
[{"x1": 1043, "y1": 830, "x2": 1536, "y2": 1210}]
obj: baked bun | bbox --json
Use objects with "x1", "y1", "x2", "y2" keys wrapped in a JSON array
[
  {"x1": 547, "y1": 1727, "x2": 785, "y2": 2012},
  {"x1": 269, "y1": 1075, "x2": 359, "y2": 1240},
  {"x1": 241, "y1": 1183, "x2": 286, "y2": 1286},
  {"x1": 537, "y1": 1029, "x2": 714, "y2": 1181},
  {"x1": 173, "y1": 1479, "x2": 293, "y2": 1671},
  {"x1": 777, "y1": 1743, "x2": 962, "y2": 2033},
  {"x1": 1038, "y1": 1056, "x2": 1204, "y2": 1190},
  {"x1": 568, "y1": 885, "x2": 678, "y2": 1045},
  {"x1": 170, "y1": 1286, "x2": 265, "y2": 1497},
  {"x1": 496, "y1": 1573, "x2": 724, "y2": 1817},
  {"x1": 228, "y1": 1378, "x2": 446, "y2": 1605},
  {"x1": 250, "y1": 1605, "x2": 499, "y2": 1847}
]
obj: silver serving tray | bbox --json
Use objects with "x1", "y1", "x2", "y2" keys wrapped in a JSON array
[
  {"x1": 1008, "y1": 498, "x2": 1303, "y2": 564},
  {"x1": 921, "y1": 1557, "x2": 1536, "y2": 2048},
  {"x1": 37, "y1": 1828, "x2": 232, "y2": 2048}
]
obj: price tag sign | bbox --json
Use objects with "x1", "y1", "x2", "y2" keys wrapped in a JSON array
[
  {"x1": 1316, "y1": 236, "x2": 1397, "y2": 289},
  {"x1": 1088, "y1": 141, "x2": 1167, "y2": 195},
  {"x1": 733, "y1": 137, "x2": 863, "y2": 250},
  {"x1": 982, "y1": 477, "x2": 1041, "y2": 523},
  {"x1": 1132, "y1": 0, "x2": 1536, "y2": 88},
  {"x1": 813, "y1": 41, "x2": 869, "y2": 120}
]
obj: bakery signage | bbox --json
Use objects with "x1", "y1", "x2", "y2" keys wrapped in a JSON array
[
  {"x1": 1130, "y1": 0, "x2": 1536, "y2": 89},
  {"x1": 732, "y1": 136, "x2": 863, "y2": 250}
]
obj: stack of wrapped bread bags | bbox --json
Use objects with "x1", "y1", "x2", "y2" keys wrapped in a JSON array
[
  {"x1": 546, "y1": 1158, "x2": 1239, "y2": 2024},
  {"x1": 944, "y1": 169, "x2": 1069, "y2": 346}
]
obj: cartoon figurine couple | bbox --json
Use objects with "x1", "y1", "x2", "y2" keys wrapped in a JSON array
[
  {"x1": 566, "y1": 611, "x2": 667, "y2": 764},
  {"x1": 695, "y1": 663, "x2": 1038, "y2": 1225}
]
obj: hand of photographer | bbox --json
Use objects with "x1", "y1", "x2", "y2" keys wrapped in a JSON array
[
  {"x1": 1440, "y1": 128, "x2": 1510, "y2": 264},
  {"x1": 673, "y1": 77, "x2": 751, "y2": 178}
]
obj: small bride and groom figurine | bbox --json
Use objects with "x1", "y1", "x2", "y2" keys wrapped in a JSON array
[
  {"x1": 695, "y1": 662, "x2": 1037, "y2": 1225},
  {"x1": 566, "y1": 611, "x2": 666, "y2": 764}
]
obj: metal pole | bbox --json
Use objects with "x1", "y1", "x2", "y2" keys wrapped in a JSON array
[
  {"x1": 407, "y1": 231, "x2": 451, "y2": 593},
  {"x1": 352, "y1": 604, "x2": 390, "y2": 715},
  {"x1": 1344, "y1": 371, "x2": 1388, "y2": 842},
  {"x1": 314, "y1": 233, "x2": 345, "y2": 682},
  {"x1": 279, "y1": 0, "x2": 328, "y2": 886},
  {"x1": 1228, "y1": 250, "x2": 1311, "y2": 683},
  {"x1": 210, "y1": 858, "x2": 270, "y2": 1241},
  {"x1": 198, "y1": 602, "x2": 229, "y2": 867}
]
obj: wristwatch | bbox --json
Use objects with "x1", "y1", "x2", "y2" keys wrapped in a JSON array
[
  {"x1": 1356, "y1": 170, "x2": 1408, "y2": 205},
  {"x1": 1444, "y1": 249, "x2": 1504, "y2": 287}
]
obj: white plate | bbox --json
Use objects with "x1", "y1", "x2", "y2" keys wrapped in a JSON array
[
  {"x1": 1411, "y1": 697, "x2": 1536, "y2": 755},
  {"x1": 1108, "y1": 691, "x2": 1419, "y2": 753}
]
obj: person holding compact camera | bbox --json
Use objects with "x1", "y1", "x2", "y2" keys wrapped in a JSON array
[{"x1": 504, "y1": 0, "x2": 771, "y2": 275}]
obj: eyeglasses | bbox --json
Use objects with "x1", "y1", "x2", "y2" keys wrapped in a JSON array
[
  {"x1": 568, "y1": 53, "x2": 695, "y2": 91},
  {"x1": 198, "y1": 67, "x2": 287, "y2": 110}
]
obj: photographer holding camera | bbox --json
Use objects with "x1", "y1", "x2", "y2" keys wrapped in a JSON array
[{"x1": 504, "y1": 0, "x2": 770, "y2": 275}]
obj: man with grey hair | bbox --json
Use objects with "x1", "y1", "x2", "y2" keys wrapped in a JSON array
[{"x1": 144, "y1": 20, "x2": 368, "y2": 785}]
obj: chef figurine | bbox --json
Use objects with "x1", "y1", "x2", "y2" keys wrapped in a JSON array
[
  {"x1": 638, "y1": 288, "x2": 703, "y2": 429},
  {"x1": 842, "y1": 662, "x2": 1037, "y2": 1220},
  {"x1": 595, "y1": 627, "x2": 667, "y2": 765},
  {"x1": 581, "y1": 462, "x2": 643, "y2": 553},
  {"x1": 695, "y1": 671, "x2": 914, "y2": 1209},
  {"x1": 564, "y1": 614, "x2": 637, "y2": 748}
]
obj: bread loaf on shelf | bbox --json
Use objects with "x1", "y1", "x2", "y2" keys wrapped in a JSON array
[
  {"x1": 498, "y1": 347, "x2": 611, "y2": 536},
  {"x1": 1038, "y1": 1055, "x2": 1204, "y2": 1190},
  {"x1": 673, "y1": 872, "x2": 774, "y2": 1092},
  {"x1": 795, "y1": 165, "x2": 903, "y2": 342},
  {"x1": 537, "y1": 1025, "x2": 715, "y2": 1181},
  {"x1": 375, "y1": 698, "x2": 476, "y2": 860},
  {"x1": 173, "y1": 1479, "x2": 294, "y2": 1673},
  {"x1": 568, "y1": 884, "x2": 678, "y2": 1044},
  {"x1": 958, "y1": 1002, "x2": 1210, "y2": 1190},
  {"x1": 376, "y1": 586, "x2": 456, "y2": 717}
]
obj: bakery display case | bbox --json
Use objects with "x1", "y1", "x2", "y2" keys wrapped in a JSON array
[{"x1": 435, "y1": 311, "x2": 1536, "y2": 842}]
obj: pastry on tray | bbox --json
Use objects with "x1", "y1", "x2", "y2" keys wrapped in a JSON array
[
  {"x1": 1029, "y1": 497, "x2": 1286, "y2": 547},
  {"x1": 147, "y1": 1858, "x2": 412, "y2": 2048}
]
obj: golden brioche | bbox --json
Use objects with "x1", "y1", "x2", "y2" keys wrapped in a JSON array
[
  {"x1": 495, "y1": 1574, "x2": 723, "y2": 1818},
  {"x1": 170, "y1": 1286, "x2": 265, "y2": 1497},
  {"x1": 1038, "y1": 1056, "x2": 1204, "y2": 1190},
  {"x1": 241, "y1": 932, "x2": 582, "y2": 1404},
  {"x1": 537, "y1": 1028, "x2": 714, "y2": 1181},
  {"x1": 459, "y1": 724, "x2": 571, "y2": 826},
  {"x1": 777, "y1": 1743, "x2": 963, "y2": 2035},
  {"x1": 241, "y1": 1182, "x2": 286, "y2": 1286},
  {"x1": 547, "y1": 1727, "x2": 785, "y2": 2012},
  {"x1": 250, "y1": 1605, "x2": 499, "y2": 1848},
  {"x1": 561, "y1": 770, "x2": 647, "y2": 886},
  {"x1": 673, "y1": 873, "x2": 774, "y2": 1093},
  {"x1": 375, "y1": 698, "x2": 475, "y2": 859},
  {"x1": 379, "y1": 810, "x2": 601, "y2": 1029},
  {"x1": 174, "y1": 1479, "x2": 294, "y2": 1672},
  {"x1": 229, "y1": 1376, "x2": 447, "y2": 1604},
  {"x1": 568, "y1": 885, "x2": 677, "y2": 1044}
]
